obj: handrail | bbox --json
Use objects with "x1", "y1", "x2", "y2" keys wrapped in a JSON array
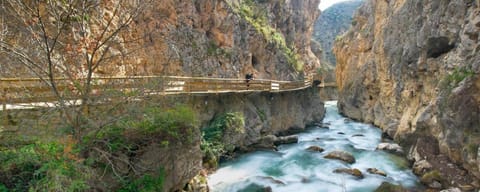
[{"x1": 0, "y1": 74, "x2": 335, "y2": 105}]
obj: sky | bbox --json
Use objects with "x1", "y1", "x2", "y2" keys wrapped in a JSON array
[{"x1": 318, "y1": 0, "x2": 350, "y2": 10}]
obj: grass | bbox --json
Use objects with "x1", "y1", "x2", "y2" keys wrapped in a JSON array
[{"x1": 445, "y1": 66, "x2": 475, "y2": 87}]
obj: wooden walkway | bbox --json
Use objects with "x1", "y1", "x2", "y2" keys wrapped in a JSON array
[{"x1": 0, "y1": 75, "x2": 336, "y2": 110}]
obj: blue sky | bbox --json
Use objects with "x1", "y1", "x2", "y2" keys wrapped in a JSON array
[{"x1": 318, "y1": 0, "x2": 350, "y2": 10}]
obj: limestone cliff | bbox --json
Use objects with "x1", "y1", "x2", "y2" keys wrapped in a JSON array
[
  {"x1": 129, "y1": 0, "x2": 321, "y2": 80},
  {"x1": 334, "y1": 0, "x2": 480, "y2": 189},
  {"x1": 1, "y1": 0, "x2": 321, "y2": 81},
  {"x1": 312, "y1": 0, "x2": 363, "y2": 66}
]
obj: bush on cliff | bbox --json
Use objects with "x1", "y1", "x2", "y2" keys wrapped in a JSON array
[{"x1": 201, "y1": 112, "x2": 245, "y2": 168}]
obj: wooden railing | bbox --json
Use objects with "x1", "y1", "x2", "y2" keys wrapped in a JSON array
[{"x1": 0, "y1": 75, "x2": 320, "y2": 106}]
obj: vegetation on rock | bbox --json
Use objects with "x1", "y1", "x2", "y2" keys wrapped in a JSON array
[
  {"x1": 228, "y1": 0, "x2": 304, "y2": 72},
  {"x1": 201, "y1": 112, "x2": 245, "y2": 168}
]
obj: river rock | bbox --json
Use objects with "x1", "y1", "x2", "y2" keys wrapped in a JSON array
[
  {"x1": 264, "y1": 186, "x2": 273, "y2": 192},
  {"x1": 374, "y1": 182, "x2": 409, "y2": 192},
  {"x1": 256, "y1": 176, "x2": 286, "y2": 185},
  {"x1": 252, "y1": 135, "x2": 277, "y2": 150},
  {"x1": 324, "y1": 151, "x2": 356, "y2": 164},
  {"x1": 333, "y1": 168, "x2": 364, "y2": 179},
  {"x1": 315, "y1": 122, "x2": 330, "y2": 129},
  {"x1": 337, "y1": 132, "x2": 345, "y2": 135},
  {"x1": 439, "y1": 188, "x2": 462, "y2": 192},
  {"x1": 412, "y1": 159, "x2": 432, "y2": 175},
  {"x1": 306, "y1": 146, "x2": 324, "y2": 152},
  {"x1": 376, "y1": 143, "x2": 404, "y2": 155},
  {"x1": 273, "y1": 135, "x2": 298, "y2": 145},
  {"x1": 367, "y1": 168, "x2": 387, "y2": 177},
  {"x1": 352, "y1": 134, "x2": 365, "y2": 137}
]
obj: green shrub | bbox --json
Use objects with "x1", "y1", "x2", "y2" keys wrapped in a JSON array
[
  {"x1": 119, "y1": 169, "x2": 165, "y2": 192},
  {"x1": 201, "y1": 112, "x2": 245, "y2": 167},
  {"x1": 0, "y1": 142, "x2": 90, "y2": 192},
  {"x1": 89, "y1": 104, "x2": 198, "y2": 151}
]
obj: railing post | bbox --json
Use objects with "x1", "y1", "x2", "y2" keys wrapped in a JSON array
[{"x1": 1, "y1": 87, "x2": 8, "y2": 127}]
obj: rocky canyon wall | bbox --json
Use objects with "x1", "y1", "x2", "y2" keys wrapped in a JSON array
[
  {"x1": 0, "y1": 0, "x2": 321, "y2": 81},
  {"x1": 334, "y1": 0, "x2": 480, "y2": 189}
]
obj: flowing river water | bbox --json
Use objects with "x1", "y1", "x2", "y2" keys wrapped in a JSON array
[{"x1": 208, "y1": 101, "x2": 420, "y2": 192}]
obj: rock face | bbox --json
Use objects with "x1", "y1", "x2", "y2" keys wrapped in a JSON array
[
  {"x1": 1, "y1": 0, "x2": 321, "y2": 81},
  {"x1": 190, "y1": 87, "x2": 325, "y2": 150},
  {"x1": 334, "y1": 0, "x2": 480, "y2": 189},
  {"x1": 312, "y1": 0, "x2": 364, "y2": 65},
  {"x1": 311, "y1": 0, "x2": 363, "y2": 101}
]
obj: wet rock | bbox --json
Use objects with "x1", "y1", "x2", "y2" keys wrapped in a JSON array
[
  {"x1": 274, "y1": 135, "x2": 298, "y2": 145},
  {"x1": 324, "y1": 150, "x2": 356, "y2": 164},
  {"x1": 376, "y1": 143, "x2": 404, "y2": 155},
  {"x1": 367, "y1": 168, "x2": 387, "y2": 177},
  {"x1": 439, "y1": 188, "x2": 462, "y2": 192},
  {"x1": 252, "y1": 135, "x2": 277, "y2": 150},
  {"x1": 256, "y1": 176, "x2": 286, "y2": 185},
  {"x1": 264, "y1": 186, "x2": 273, "y2": 192},
  {"x1": 333, "y1": 168, "x2": 364, "y2": 179},
  {"x1": 374, "y1": 182, "x2": 409, "y2": 192},
  {"x1": 306, "y1": 146, "x2": 324, "y2": 152},
  {"x1": 315, "y1": 122, "x2": 330, "y2": 129},
  {"x1": 352, "y1": 134, "x2": 365, "y2": 137},
  {"x1": 301, "y1": 177, "x2": 310, "y2": 183},
  {"x1": 344, "y1": 118, "x2": 353, "y2": 123},
  {"x1": 412, "y1": 159, "x2": 432, "y2": 175},
  {"x1": 337, "y1": 132, "x2": 345, "y2": 135}
]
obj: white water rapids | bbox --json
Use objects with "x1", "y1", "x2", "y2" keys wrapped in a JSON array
[{"x1": 208, "y1": 101, "x2": 419, "y2": 192}]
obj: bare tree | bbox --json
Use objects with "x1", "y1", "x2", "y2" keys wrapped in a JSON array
[{"x1": 0, "y1": 0, "x2": 149, "y2": 140}]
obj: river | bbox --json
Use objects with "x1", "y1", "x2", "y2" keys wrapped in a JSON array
[{"x1": 208, "y1": 101, "x2": 419, "y2": 192}]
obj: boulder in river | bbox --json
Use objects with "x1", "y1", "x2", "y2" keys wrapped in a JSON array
[
  {"x1": 324, "y1": 150, "x2": 356, "y2": 164},
  {"x1": 333, "y1": 168, "x2": 364, "y2": 179},
  {"x1": 376, "y1": 143, "x2": 404, "y2": 155},
  {"x1": 306, "y1": 146, "x2": 324, "y2": 152},
  {"x1": 315, "y1": 122, "x2": 330, "y2": 129},
  {"x1": 367, "y1": 168, "x2": 387, "y2": 177},
  {"x1": 374, "y1": 182, "x2": 409, "y2": 192},
  {"x1": 352, "y1": 134, "x2": 365, "y2": 137},
  {"x1": 273, "y1": 135, "x2": 298, "y2": 145}
]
